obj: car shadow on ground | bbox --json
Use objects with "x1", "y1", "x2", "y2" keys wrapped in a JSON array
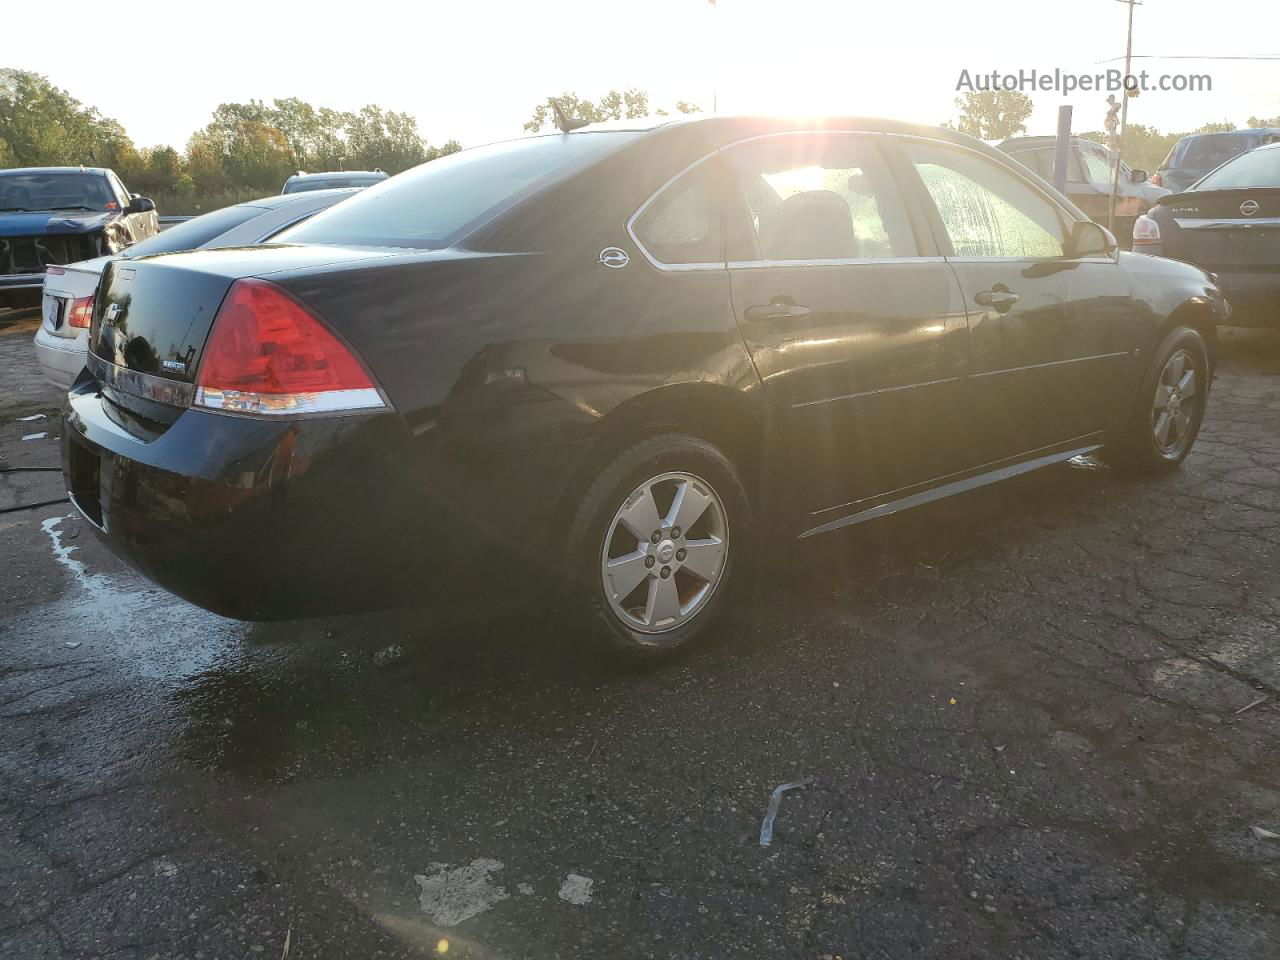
[
  {"x1": 168, "y1": 443, "x2": 1133, "y2": 781},
  {"x1": 161, "y1": 327, "x2": 1280, "y2": 780}
]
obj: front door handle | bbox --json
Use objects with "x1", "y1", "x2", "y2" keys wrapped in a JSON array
[
  {"x1": 744, "y1": 301, "x2": 812, "y2": 326},
  {"x1": 974, "y1": 285, "x2": 1020, "y2": 312}
]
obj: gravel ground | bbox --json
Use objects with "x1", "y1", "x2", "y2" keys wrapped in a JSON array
[{"x1": 1, "y1": 311, "x2": 1278, "y2": 959}]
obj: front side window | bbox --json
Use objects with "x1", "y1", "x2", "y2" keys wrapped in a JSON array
[
  {"x1": 631, "y1": 160, "x2": 722, "y2": 264},
  {"x1": 726, "y1": 135, "x2": 917, "y2": 261},
  {"x1": 905, "y1": 142, "x2": 1066, "y2": 259},
  {"x1": 1079, "y1": 148, "x2": 1115, "y2": 187}
]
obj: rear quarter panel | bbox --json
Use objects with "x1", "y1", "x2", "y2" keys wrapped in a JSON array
[{"x1": 275, "y1": 246, "x2": 759, "y2": 554}]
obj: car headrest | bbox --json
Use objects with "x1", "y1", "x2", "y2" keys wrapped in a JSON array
[{"x1": 767, "y1": 190, "x2": 859, "y2": 260}]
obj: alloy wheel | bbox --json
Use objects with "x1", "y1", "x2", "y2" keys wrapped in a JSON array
[
  {"x1": 600, "y1": 471, "x2": 728, "y2": 636},
  {"x1": 1151, "y1": 348, "x2": 1199, "y2": 458}
]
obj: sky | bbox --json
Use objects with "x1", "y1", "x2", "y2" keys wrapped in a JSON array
[{"x1": 10, "y1": 0, "x2": 1280, "y2": 151}]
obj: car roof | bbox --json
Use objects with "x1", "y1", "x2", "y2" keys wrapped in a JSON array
[
  {"x1": 562, "y1": 113, "x2": 1001, "y2": 146},
  {"x1": 997, "y1": 136, "x2": 1100, "y2": 150},
  {"x1": 285, "y1": 171, "x2": 386, "y2": 181},
  {"x1": 237, "y1": 187, "x2": 362, "y2": 210},
  {"x1": 0, "y1": 166, "x2": 109, "y2": 176},
  {"x1": 1179, "y1": 128, "x2": 1280, "y2": 140}
]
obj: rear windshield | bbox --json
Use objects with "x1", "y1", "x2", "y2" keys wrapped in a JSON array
[
  {"x1": 0, "y1": 172, "x2": 114, "y2": 212},
  {"x1": 126, "y1": 204, "x2": 263, "y2": 257},
  {"x1": 276, "y1": 133, "x2": 637, "y2": 249},
  {"x1": 1192, "y1": 147, "x2": 1280, "y2": 191},
  {"x1": 1173, "y1": 133, "x2": 1254, "y2": 171},
  {"x1": 283, "y1": 177, "x2": 382, "y2": 194}
]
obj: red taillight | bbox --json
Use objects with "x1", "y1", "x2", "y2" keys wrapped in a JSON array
[
  {"x1": 67, "y1": 292, "x2": 95, "y2": 329},
  {"x1": 1150, "y1": 172, "x2": 1162, "y2": 187},
  {"x1": 46, "y1": 266, "x2": 66, "y2": 276},
  {"x1": 194, "y1": 278, "x2": 384, "y2": 416}
]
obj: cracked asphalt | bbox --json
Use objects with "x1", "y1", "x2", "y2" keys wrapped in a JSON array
[{"x1": 2, "y1": 310, "x2": 1278, "y2": 959}]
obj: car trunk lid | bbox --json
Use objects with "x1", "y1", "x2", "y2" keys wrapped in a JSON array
[
  {"x1": 87, "y1": 244, "x2": 399, "y2": 422},
  {"x1": 1164, "y1": 189, "x2": 1280, "y2": 269}
]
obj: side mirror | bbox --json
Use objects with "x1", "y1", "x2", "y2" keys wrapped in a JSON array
[
  {"x1": 1069, "y1": 220, "x2": 1117, "y2": 258},
  {"x1": 1129, "y1": 168, "x2": 1149, "y2": 184},
  {"x1": 127, "y1": 195, "x2": 156, "y2": 214}
]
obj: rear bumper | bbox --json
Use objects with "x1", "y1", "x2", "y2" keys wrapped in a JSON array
[
  {"x1": 61, "y1": 380, "x2": 459, "y2": 620},
  {"x1": 1214, "y1": 270, "x2": 1280, "y2": 327},
  {"x1": 32, "y1": 325, "x2": 86, "y2": 389}
]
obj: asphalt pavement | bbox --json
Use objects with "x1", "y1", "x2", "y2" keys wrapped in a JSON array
[{"x1": 2, "y1": 310, "x2": 1278, "y2": 959}]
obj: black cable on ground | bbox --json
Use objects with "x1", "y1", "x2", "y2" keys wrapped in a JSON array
[{"x1": 0, "y1": 497, "x2": 70, "y2": 515}]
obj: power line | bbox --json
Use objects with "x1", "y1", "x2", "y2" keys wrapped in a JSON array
[{"x1": 1096, "y1": 54, "x2": 1280, "y2": 63}]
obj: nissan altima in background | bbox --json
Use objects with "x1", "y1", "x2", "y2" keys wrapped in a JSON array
[
  {"x1": 1135, "y1": 141, "x2": 1279, "y2": 327},
  {"x1": 63, "y1": 115, "x2": 1227, "y2": 659},
  {"x1": 34, "y1": 188, "x2": 359, "y2": 387}
]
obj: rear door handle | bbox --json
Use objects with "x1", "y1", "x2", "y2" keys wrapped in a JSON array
[
  {"x1": 973, "y1": 286, "x2": 1020, "y2": 312},
  {"x1": 744, "y1": 302, "x2": 812, "y2": 326}
]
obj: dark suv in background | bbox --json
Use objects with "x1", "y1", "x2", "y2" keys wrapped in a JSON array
[
  {"x1": 0, "y1": 167, "x2": 157, "y2": 307},
  {"x1": 1154, "y1": 128, "x2": 1280, "y2": 193}
]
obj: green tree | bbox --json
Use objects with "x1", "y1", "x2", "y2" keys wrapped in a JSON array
[
  {"x1": 953, "y1": 90, "x2": 1034, "y2": 140},
  {"x1": 0, "y1": 68, "x2": 138, "y2": 167},
  {"x1": 1079, "y1": 123, "x2": 1182, "y2": 174},
  {"x1": 1194, "y1": 120, "x2": 1235, "y2": 134},
  {"x1": 1246, "y1": 114, "x2": 1280, "y2": 128},
  {"x1": 343, "y1": 104, "x2": 428, "y2": 172},
  {"x1": 523, "y1": 89, "x2": 700, "y2": 133}
]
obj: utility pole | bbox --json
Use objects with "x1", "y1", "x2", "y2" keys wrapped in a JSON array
[
  {"x1": 709, "y1": 0, "x2": 718, "y2": 113},
  {"x1": 1107, "y1": 0, "x2": 1141, "y2": 235}
]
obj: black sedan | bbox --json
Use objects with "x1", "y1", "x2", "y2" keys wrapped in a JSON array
[
  {"x1": 62, "y1": 116, "x2": 1228, "y2": 658},
  {"x1": 1135, "y1": 141, "x2": 1279, "y2": 327}
]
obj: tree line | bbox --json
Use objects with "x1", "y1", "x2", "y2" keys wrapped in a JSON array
[
  {"x1": 0, "y1": 70, "x2": 702, "y2": 215},
  {"x1": 8, "y1": 67, "x2": 1275, "y2": 217},
  {"x1": 0, "y1": 69, "x2": 464, "y2": 213},
  {"x1": 952, "y1": 89, "x2": 1280, "y2": 173}
]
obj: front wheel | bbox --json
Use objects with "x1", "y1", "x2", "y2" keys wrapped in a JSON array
[
  {"x1": 1106, "y1": 325, "x2": 1210, "y2": 473},
  {"x1": 566, "y1": 435, "x2": 751, "y2": 660}
]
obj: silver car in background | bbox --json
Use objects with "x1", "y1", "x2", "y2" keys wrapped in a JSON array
[{"x1": 34, "y1": 189, "x2": 359, "y2": 388}]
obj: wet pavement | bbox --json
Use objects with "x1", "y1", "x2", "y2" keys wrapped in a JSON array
[{"x1": 2, "y1": 311, "x2": 1279, "y2": 959}]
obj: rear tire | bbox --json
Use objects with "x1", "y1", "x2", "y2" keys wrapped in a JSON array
[
  {"x1": 1106, "y1": 325, "x2": 1209, "y2": 474},
  {"x1": 566, "y1": 434, "x2": 751, "y2": 661}
]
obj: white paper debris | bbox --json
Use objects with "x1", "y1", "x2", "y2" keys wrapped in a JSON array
[
  {"x1": 759, "y1": 778, "x2": 813, "y2": 846},
  {"x1": 1249, "y1": 825, "x2": 1280, "y2": 841},
  {"x1": 17, "y1": 414, "x2": 47, "y2": 422},
  {"x1": 558, "y1": 873, "x2": 593, "y2": 905},
  {"x1": 414, "y1": 859, "x2": 509, "y2": 926},
  {"x1": 153, "y1": 857, "x2": 179, "y2": 877},
  {"x1": 21, "y1": 432, "x2": 48, "y2": 441}
]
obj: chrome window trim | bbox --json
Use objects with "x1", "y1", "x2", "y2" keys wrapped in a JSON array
[
  {"x1": 626, "y1": 130, "x2": 889, "y2": 273},
  {"x1": 727, "y1": 256, "x2": 946, "y2": 269}
]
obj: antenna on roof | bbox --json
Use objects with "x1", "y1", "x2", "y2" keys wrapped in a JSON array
[{"x1": 549, "y1": 99, "x2": 590, "y2": 134}]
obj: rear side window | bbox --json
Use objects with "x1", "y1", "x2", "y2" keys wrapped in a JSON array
[
  {"x1": 632, "y1": 160, "x2": 722, "y2": 265},
  {"x1": 905, "y1": 142, "x2": 1066, "y2": 259},
  {"x1": 278, "y1": 133, "x2": 638, "y2": 249},
  {"x1": 1025, "y1": 147, "x2": 1083, "y2": 183},
  {"x1": 726, "y1": 134, "x2": 918, "y2": 261},
  {"x1": 126, "y1": 204, "x2": 263, "y2": 257}
]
